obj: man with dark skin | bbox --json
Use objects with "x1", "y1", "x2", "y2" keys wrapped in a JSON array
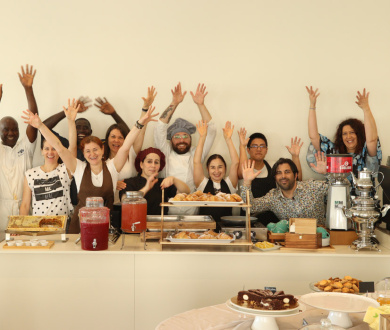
[{"x1": 0, "y1": 65, "x2": 39, "y2": 228}]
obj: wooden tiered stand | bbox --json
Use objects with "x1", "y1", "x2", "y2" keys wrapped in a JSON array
[{"x1": 159, "y1": 190, "x2": 253, "y2": 251}]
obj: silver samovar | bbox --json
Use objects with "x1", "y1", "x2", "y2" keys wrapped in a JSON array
[{"x1": 340, "y1": 168, "x2": 390, "y2": 251}]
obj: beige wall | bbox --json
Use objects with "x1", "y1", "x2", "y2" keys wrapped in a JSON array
[{"x1": 1, "y1": 0, "x2": 389, "y2": 178}]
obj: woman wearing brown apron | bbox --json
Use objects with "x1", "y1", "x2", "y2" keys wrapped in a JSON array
[{"x1": 22, "y1": 100, "x2": 158, "y2": 233}]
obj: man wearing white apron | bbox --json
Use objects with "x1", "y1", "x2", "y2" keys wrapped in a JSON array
[
  {"x1": 154, "y1": 83, "x2": 216, "y2": 215},
  {"x1": 0, "y1": 65, "x2": 39, "y2": 232}
]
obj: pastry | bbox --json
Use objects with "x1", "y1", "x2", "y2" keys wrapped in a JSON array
[{"x1": 237, "y1": 289, "x2": 298, "y2": 310}]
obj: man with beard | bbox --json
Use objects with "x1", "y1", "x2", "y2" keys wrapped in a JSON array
[
  {"x1": 154, "y1": 83, "x2": 216, "y2": 214},
  {"x1": 0, "y1": 65, "x2": 39, "y2": 230},
  {"x1": 240, "y1": 157, "x2": 328, "y2": 225}
]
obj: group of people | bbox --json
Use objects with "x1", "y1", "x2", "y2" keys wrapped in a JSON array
[{"x1": 0, "y1": 65, "x2": 382, "y2": 233}]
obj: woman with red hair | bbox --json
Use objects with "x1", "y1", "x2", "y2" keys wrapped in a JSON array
[
  {"x1": 22, "y1": 103, "x2": 158, "y2": 233},
  {"x1": 306, "y1": 87, "x2": 382, "y2": 178},
  {"x1": 120, "y1": 147, "x2": 190, "y2": 215}
]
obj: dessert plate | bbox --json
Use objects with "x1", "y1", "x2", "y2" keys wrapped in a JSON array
[
  {"x1": 309, "y1": 282, "x2": 362, "y2": 295},
  {"x1": 168, "y1": 199, "x2": 243, "y2": 206},
  {"x1": 229, "y1": 296, "x2": 300, "y2": 315},
  {"x1": 253, "y1": 243, "x2": 281, "y2": 252}
]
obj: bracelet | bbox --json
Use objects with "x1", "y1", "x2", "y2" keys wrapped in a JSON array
[
  {"x1": 310, "y1": 107, "x2": 316, "y2": 110},
  {"x1": 141, "y1": 108, "x2": 148, "y2": 112},
  {"x1": 135, "y1": 120, "x2": 144, "y2": 129}
]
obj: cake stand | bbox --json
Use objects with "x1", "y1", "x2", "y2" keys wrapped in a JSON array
[
  {"x1": 299, "y1": 292, "x2": 379, "y2": 328},
  {"x1": 226, "y1": 297, "x2": 305, "y2": 330}
]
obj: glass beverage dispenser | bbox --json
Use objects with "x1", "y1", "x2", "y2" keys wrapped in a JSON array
[
  {"x1": 121, "y1": 191, "x2": 147, "y2": 233},
  {"x1": 79, "y1": 197, "x2": 110, "y2": 251}
]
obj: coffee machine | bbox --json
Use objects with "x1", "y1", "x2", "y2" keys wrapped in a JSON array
[
  {"x1": 326, "y1": 154, "x2": 352, "y2": 230},
  {"x1": 340, "y1": 168, "x2": 390, "y2": 251}
]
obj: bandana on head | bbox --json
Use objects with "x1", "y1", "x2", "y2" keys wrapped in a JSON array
[{"x1": 135, "y1": 147, "x2": 166, "y2": 173}]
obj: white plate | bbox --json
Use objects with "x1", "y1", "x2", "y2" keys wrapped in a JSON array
[
  {"x1": 253, "y1": 243, "x2": 281, "y2": 252},
  {"x1": 168, "y1": 199, "x2": 243, "y2": 206},
  {"x1": 309, "y1": 282, "x2": 362, "y2": 295},
  {"x1": 299, "y1": 292, "x2": 379, "y2": 313},
  {"x1": 228, "y1": 296, "x2": 301, "y2": 315}
]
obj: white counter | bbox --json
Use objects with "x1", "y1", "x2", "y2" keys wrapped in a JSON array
[{"x1": 1, "y1": 233, "x2": 389, "y2": 330}]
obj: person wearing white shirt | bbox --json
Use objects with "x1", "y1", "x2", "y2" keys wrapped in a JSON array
[{"x1": 154, "y1": 83, "x2": 216, "y2": 215}]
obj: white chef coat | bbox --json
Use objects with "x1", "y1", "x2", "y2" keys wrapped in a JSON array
[
  {"x1": 154, "y1": 119, "x2": 217, "y2": 215},
  {"x1": 0, "y1": 136, "x2": 36, "y2": 231}
]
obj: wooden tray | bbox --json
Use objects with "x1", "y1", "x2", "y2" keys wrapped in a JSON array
[
  {"x1": 3, "y1": 241, "x2": 55, "y2": 249},
  {"x1": 267, "y1": 231, "x2": 285, "y2": 243}
]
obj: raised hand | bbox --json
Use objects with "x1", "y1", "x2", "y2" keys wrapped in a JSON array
[
  {"x1": 142, "y1": 86, "x2": 157, "y2": 109},
  {"x1": 238, "y1": 127, "x2": 249, "y2": 147},
  {"x1": 242, "y1": 160, "x2": 262, "y2": 185},
  {"x1": 18, "y1": 64, "x2": 36, "y2": 88},
  {"x1": 306, "y1": 86, "x2": 320, "y2": 108},
  {"x1": 21, "y1": 109, "x2": 42, "y2": 129},
  {"x1": 190, "y1": 83, "x2": 208, "y2": 105},
  {"x1": 222, "y1": 121, "x2": 234, "y2": 140},
  {"x1": 76, "y1": 96, "x2": 92, "y2": 113},
  {"x1": 0, "y1": 84, "x2": 2, "y2": 102},
  {"x1": 310, "y1": 151, "x2": 327, "y2": 174},
  {"x1": 171, "y1": 82, "x2": 187, "y2": 105},
  {"x1": 160, "y1": 176, "x2": 174, "y2": 189},
  {"x1": 355, "y1": 88, "x2": 370, "y2": 112},
  {"x1": 286, "y1": 137, "x2": 303, "y2": 157},
  {"x1": 116, "y1": 180, "x2": 126, "y2": 191},
  {"x1": 145, "y1": 173, "x2": 159, "y2": 191},
  {"x1": 196, "y1": 120, "x2": 208, "y2": 137},
  {"x1": 94, "y1": 97, "x2": 116, "y2": 115},
  {"x1": 138, "y1": 106, "x2": 159, "y2": 126},
  {"x1": 63, "y1": 98, "x2": 81, "y2": 121}
]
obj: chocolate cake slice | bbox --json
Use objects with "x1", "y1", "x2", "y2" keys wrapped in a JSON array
[{"x1": 237, "y1": 289, "x2": 298, "y2": 310}]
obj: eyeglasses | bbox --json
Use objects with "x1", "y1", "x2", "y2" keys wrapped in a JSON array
[
  {"x1": 173, "y1": 134, "x2": 190, "y2": 139},
  {"x1": 249, "y1": 145, "x2": 267, "y2": 150}
]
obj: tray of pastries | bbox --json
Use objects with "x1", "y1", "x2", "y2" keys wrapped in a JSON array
[
  {"x1": 169, "y1": 191, "x2": 243, "y2": 206},
  {"x1": 6, "y1": 215, "x2": 67, "y2": 232},
  {"x1": 166, "y1": 230, "x2": 235, "y2": 243},
  {"x1": 311, "y1": 276, "x2": 362, "y2": 294}
]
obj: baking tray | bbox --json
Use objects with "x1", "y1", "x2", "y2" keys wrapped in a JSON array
[
  {"x1": 166, "y1": 232, "x2": 235, "y2": 243},
  {"x1": 168, "y1": 199, "x2": 243, "y2": 206}
]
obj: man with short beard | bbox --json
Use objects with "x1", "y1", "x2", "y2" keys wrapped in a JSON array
[
  {"x1": 0, "y1": 65, "x2": 39, "y2": 230},
  {"x1": 154, "y1": 83, "x2": 216, "y2": 214},
  {"x1": 240, "y1": 157, "x2": 328, "y2": 225}
]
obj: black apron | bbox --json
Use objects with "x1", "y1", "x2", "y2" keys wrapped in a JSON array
[
  {"x1": 241, "y1": 160, "x2": 279, "y2": 225},
  {"x1": 199, "y1": 178, "x2": 232, "y2": 231}
]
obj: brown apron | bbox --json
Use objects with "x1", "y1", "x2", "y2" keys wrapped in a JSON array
[{"x1": 69, "y1": 162, "x2": 114, "y2": 234}]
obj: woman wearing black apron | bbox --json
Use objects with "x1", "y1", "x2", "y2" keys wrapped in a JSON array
[
  {"x1": 193, "y1": 121, "x2": 239, "y2": 231},
  {"x1": 22, "y1": 101, "x2": 158, "y2": 233}
]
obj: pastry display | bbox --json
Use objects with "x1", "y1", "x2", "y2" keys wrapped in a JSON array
[
  {"x1": 236, "y1": 289, "x2": 298, "y2": 310},
  {"x1": 39, "y1": 218, "x2": 63, "y2": 228},
  {"x1": 7, "y1": 215, "x2": 66, "y2": 231},
  {"x1": 314, "y1": 276, "x2": 361, "y2": 293},
  {"x1": 173, "y1": 230, "x2": 233, "y2": 240},
  {"x1": 172, "y1": 191, "x2": 242, "y2": 202}
]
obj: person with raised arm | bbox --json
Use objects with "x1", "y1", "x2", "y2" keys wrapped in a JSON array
[
  {"x1": 20, "y1": 100, "x2": 80, "y2": 216},
  {"x1": 103, "y1": 86, "x2": 158, "y2": 204},
  {"x1": 119, "y1": 147, "x2": 190, "y2": 215},
  {"x1": 236, "y1": 128, "x2": 303, "y2": 225},
  {"x1": 0, "y1": 64, "x2": 39, "y2": 229},
  {"x1": 22, "y1": 105, "x2": 158, "y2": 233},
  {"x1": 194, "y1": 121, "x2": 239, "y2": 231},
  {"x1": 154, "y1": 83, "x2": 217, "y2": 215},
  {"x1": 306, "y1": 86, "x2": 381, "y2": 179}
]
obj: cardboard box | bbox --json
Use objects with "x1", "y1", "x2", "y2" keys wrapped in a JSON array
[
  {"x1": 329, "y1": 230, "x2": 358, "y2": 245},
  {"x1": 289, "y1": 218, "x2": 317, "y2": 234},
  {"x1": 285, "y1": 233, "x2": 322, "y2": 249},
  {"x1": 380, "y1": 314, "x2": 390, "y2": 330}
]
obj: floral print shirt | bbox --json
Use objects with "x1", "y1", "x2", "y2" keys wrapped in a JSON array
[
  {"x1": 240, "y1": 180, "x2": 328, "y2": 225},
  {"x1": 306, "y1": 134, "x2": 382, "y2": 181}
]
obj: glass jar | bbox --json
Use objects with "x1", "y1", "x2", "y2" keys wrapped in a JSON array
[
  {"x1": 374, "y1": 277, "x2": 390, "y2": 305},
  {"x1": 79, "y1": 197, "x2": 110, "y2": 251},
  {"x1": 121, "y1": 191, "x2": 147, "y2": 233}
]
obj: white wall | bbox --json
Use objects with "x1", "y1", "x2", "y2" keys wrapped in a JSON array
[{"x1": 1, "y1": 0, "x2": 389, "y2": 178}]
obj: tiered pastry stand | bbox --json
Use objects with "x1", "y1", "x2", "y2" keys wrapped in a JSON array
[{"x1": 159, "y1": 190, "x2": 253, "y2": 251}]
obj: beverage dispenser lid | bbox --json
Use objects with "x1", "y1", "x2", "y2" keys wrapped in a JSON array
[
  {"x1": 125, "y1": 191, "x2": 143, "y2": 198},
  {"x1": 86, "y1": 197, "x2": 104, "y2": 207}
]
